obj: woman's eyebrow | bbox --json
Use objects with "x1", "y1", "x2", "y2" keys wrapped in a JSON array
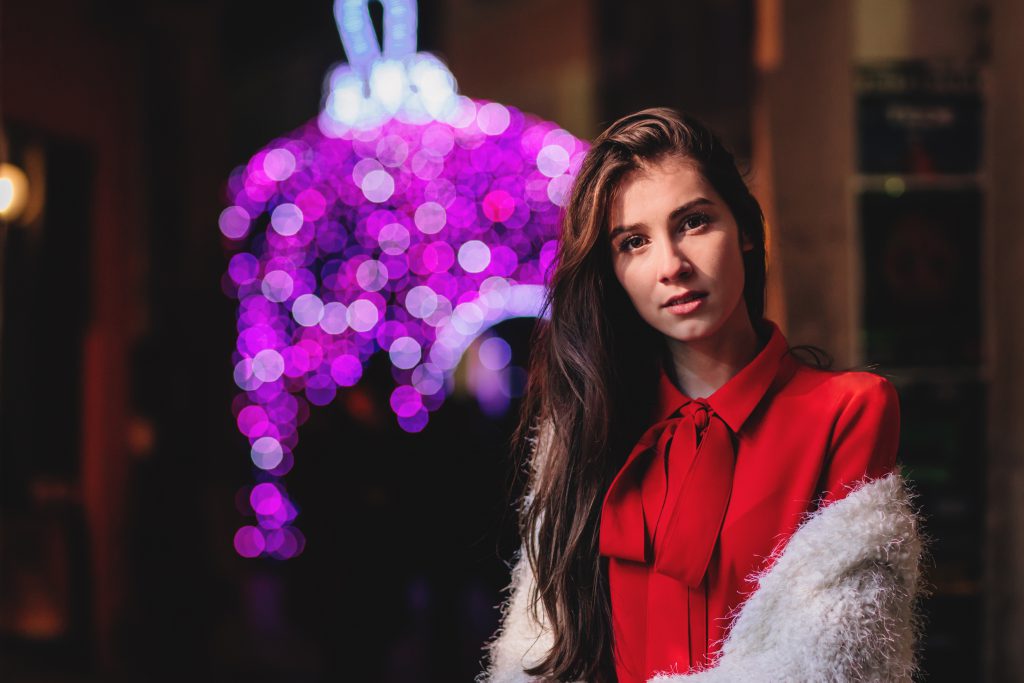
[{"x1": 609, "y1": 197, "x2": 713, "y2": 239}]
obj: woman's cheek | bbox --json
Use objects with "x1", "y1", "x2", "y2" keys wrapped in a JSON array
[{"x1": 618, "y1": 265, "x2": 642, "y2": 297}]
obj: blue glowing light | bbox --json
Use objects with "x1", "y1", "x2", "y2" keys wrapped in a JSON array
[{"x1": 324, "y1": 0, "x2": 458, "y2": 132}]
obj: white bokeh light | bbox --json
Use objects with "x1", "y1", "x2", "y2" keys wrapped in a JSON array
[
  {"x1": 292, "y1": 293, "x2": 326, "y2": 327},
  {"x1": 270, "y1": 203, "x2": 304, "y2": 236},
  {"x1": 414, "y1": 201, "x2": 446, "y2": 234},
  {"x1": 361, "y1": 169, "x2": 395, "y2": 203},
  {"x1": 263, "y1": 149, "x2": 297, "y2": 181},
  {"x1": 378, "y1": 222, "x2": 410, "y2": 254},
  {"x1": 356, "y1": 259, "x2": 389, "y2": 291},
  {"x1": 404, "y1": 285, "x2": 439, "y2": 319},
  {"x1": 219, "y1": 206, "x2": 251, "y2": 239},
  {"x1": 457, "y1": 240, "x2": 491, "y2": 273},
  {"x1": 389, "y1": 336, "x2": 422, "y2": 369},
  {"x1": 537, "y1": 144, "x2": 570, "y2": 178},
  {"x1": 320, "y1": 301, "x2": 350, "y2": 334},
  {"x1": 477, "y1": 102, "x2": 510, "y2": 136},
  {"x1": 347, "y1": 298, "x2": 380, "y2": 332},
  {"x1": 252, "y1": 349, "x2": 285, "y2": 382},
  {"x1": 251, "y1": 436, "x2": 285, "y2": 470}
]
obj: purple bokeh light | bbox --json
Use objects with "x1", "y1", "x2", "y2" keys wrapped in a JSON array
[
  {"x1": 224, "y1": 0, "x2": 587, "y2": 559},
  {"x1": 224, "y1": 106, "x2": 582, "y2": 429}
]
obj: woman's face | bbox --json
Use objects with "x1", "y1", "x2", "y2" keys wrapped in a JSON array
[{"x1": 607, "y1": 155, "x2": 753, "y2": 348}]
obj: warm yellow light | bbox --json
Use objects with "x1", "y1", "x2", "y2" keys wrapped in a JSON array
[
  {"x1": 0, "y1": 163, "x2": 30, "y2": 220},
  {"x1": 884, "y1": 176, "x2": 906, "y2": 198}
]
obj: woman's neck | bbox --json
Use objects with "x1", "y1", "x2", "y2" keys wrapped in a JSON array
[{"x1": 664, "y1": 315, "x2": 763, "y2": 399}]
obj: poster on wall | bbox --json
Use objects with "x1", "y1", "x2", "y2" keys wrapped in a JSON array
[
  {"x1": 856, "y1": 61, "x2": 981, "y2": 175},
  {"x1": 860, "y1": 189, "x2": 981, "y2": 366}
]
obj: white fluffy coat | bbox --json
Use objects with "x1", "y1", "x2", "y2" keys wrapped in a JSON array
[{"x1": 478, "y1": 470, "x2": 929, "y2": 683}]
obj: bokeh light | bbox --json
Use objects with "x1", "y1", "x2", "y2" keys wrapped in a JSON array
[
  {"x1": 219, "y1": 206, "x2": 252, "y2": 239},
  {"x1": 234, "y1": 526, "x2": 266, "y2": 558},
  {"x1": 251, "y1": 482, "x2": 283, "y2": 516},
  {"x1": 0, "y1": 163, "x2": 30, "y2": 221},
  {"x1": 479, "y1": 336, "x2": 512, "y2": 371},
  {"x1": 270, "y1": 203, "x2": 304, "y2": 236},
  {"x1": 263, "y1": 148, "x2": 297, "y2": 181},
  {"x1": 224, "y1": 0, "x2": 586, "y2": 558},
  {"x1": 251, "y1": 436, "x2": 285, "y2": 471}
]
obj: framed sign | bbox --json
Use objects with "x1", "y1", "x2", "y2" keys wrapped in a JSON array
[
  {"x1": 857, "y1": 61, "x2": 981, "y2": 175},
  {"x1": 860, "y1": 188, "x2": 981, "y2": 366}
]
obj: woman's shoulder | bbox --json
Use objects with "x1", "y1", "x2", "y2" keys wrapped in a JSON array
[
  {"x1": 782, "y1": 360, "x2": 898, "y2": 415},
  {"x1": 774, "y1": 364, "x2": 902, "y2": 502}
]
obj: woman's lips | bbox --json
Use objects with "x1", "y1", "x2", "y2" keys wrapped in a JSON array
[{"x1": 664, "y1": 292, "x2": 708, "y2": 315}]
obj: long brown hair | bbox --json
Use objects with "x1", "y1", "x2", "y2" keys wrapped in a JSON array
[{"x1": 510, "y1": 108, "x2": 770, "y2": 682}]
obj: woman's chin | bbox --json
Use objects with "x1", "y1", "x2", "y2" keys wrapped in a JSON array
[{"x1": 658, "y1": 318, "x2": 719, "y2": 346}]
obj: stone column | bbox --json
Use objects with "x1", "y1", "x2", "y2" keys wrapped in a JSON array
[{"x1": 754, "y1": 0, "x2": 855, "y2": 361}]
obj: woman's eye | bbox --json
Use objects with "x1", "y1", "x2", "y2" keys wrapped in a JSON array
[
  {"x1": 618, "y1": 235, "x2": 647, "y2": 252},
  {"x1": 681, "y1": 212, "x2": 711, "y2": 231}
]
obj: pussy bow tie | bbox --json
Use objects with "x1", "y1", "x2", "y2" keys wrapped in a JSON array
[{"x1": 599, "y1": 397, "x2": 736, "y2": 588}]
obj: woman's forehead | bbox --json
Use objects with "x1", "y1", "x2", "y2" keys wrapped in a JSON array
[{"x1": 609, "y1": 158, "x2": 713, "y2": 226}]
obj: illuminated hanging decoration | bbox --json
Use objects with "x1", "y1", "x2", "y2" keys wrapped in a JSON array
[{"x1": 222, "y1": 0, "x2": 586, "y2": 559}]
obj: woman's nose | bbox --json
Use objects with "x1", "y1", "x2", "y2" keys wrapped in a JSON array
[{"x1": 657, "y1": 240, "x2": 692, "y2": 283}]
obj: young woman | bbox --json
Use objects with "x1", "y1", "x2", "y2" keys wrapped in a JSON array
[{"x1": 478, "y1": 108, "x2": 926, "y2": 683}]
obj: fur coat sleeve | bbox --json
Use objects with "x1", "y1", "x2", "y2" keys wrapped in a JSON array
[{"x1": 477, "y1": 469, "x2": 929, "y2": 683}]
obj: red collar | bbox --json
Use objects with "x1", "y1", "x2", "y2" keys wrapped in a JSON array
[{"x1": 656, "y1": 319, "x2": 791, "y2": 433}]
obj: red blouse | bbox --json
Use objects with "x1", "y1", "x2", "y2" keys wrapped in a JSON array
[{"x1": 598, "y1": 319, "x2": 900, "y2": 683}]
